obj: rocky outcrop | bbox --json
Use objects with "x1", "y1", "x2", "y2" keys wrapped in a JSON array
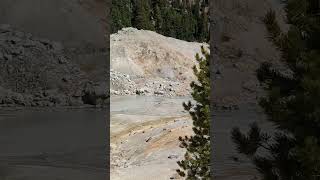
[
  {"x1": 110, "y1": 27, "x2": 208, "y2": 97},
  {"x1": 0, "y1": 24, "x2": 108, "y2": 107}
]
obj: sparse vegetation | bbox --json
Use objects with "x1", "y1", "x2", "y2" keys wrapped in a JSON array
[{"x1": 177, "y1": 46, "x2": 210, "y2": 179}]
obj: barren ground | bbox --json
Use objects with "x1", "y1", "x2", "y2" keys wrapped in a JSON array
[{"x1": 110, "y1": 96, "x2": 193, "y2": 180}]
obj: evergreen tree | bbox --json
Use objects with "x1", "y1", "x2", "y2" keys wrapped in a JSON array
[
  {"x1": 198, "y1": 10, "x2": 209, "y2": 42},
  {"x1": 172, "y1": 0, "x2": 181, "y2": 8},
  {"x1": 191, "y1": 0, "x2": 201, "y2": 40},
  {"x1": 154, "y1": 5, "x2": 163, "y2": 32},
  {"x1": 181, "y1": 11, "x2": 196, "y2": 41},
  {"x1": 111, "y1": 0, "x2": 209, "y2": 42},
  {"x1": 177, "y1": 46, "x2": 211, "y2": 179},
  {"x1": 111, "y1": 0, "x2": 132, "y2": 33},
  {"x1": 154, "y1": 0, "x2": 167, "y2": 9},
  {"x1": 162, "y1": 8, "x2": 176, "y2": 37},
  {"x1": 133, "y1": 0, "x2": 154, "y2": 30},
  {"x1": 231, "y1": 0, "x2": 320, "y2": 179},
  {"x1": 181, "y1": 0, "x2": 187, "y2": 9}
]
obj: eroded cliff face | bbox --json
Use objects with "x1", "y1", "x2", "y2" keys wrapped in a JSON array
[
  {"x1": 110, "y1": 27, "x2": 209, "y2": 97},
  {"x1": 211, "y1": 0, "x2": 288, "y2": 107}
]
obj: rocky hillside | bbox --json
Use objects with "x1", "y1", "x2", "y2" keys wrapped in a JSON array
[
  {"x1": 0, "y1": 25, "x2": 108, "y2": 107},
  {"x1": 0, "y1": 0, "x2": 108, "y2": 107},
  {"x1": 110, "y1": 27, "x2": 208, "y2": 97}
]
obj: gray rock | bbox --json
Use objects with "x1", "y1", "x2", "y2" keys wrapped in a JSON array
[
  {"x1": 168, "y1": 155, "x2": 178, "y2": 159},
  {"x1": 50, "y1": 94, "x2": 66, "y2": 105},
  {"x1": 68, "y1": 97, "x2": 83, "y2": 106},
  {"x1": 145, "y1": 137, "x2": 152, "y2": 142},
  {"x1": 154, "y1": 91, "x2": 164, "y2": 95},
  {"x1": 11, "y1": 93, "x2": 25, "y2": 105},
  {"x1": 58, "y1": 57, "x2": 67, "y2": 64},
  {"x1": 136, "y1": 89, "x2": 145, "y2": 95}
]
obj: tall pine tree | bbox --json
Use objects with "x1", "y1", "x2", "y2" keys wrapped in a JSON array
[
  {"x1": 154, "y1": 4, "x2": 163, "y2": 33},
  {"x1": 198, "y1": 9, "x2": 209, "y2": 42},
  {"x1": 232, "y1": 0, "x2": 320, "y2": 179},
  {"x1": 111, "y1": 0, "x2": 209, "y2": 42},
  {"x1": 177, "y1": 46, "x2": 211, "y2": 179},
  {"x1": 111, "y1": 0, "x2": 132, "y2": 33},
  {"x1": 133, "y1": 0, "x2": 154, "y2": 30}
]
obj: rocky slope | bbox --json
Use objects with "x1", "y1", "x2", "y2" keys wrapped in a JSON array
[
  {"x1": 0, "y1": 0, "x2": 108, "y2": 107},
  {"x1": 110, "y1": 27, "x2": 209, "y2": 97},
  {"x1": 0, "y1": 25, "x2": 108, "y2": 107}
]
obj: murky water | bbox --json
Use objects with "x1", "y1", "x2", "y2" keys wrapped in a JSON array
[{"x1": 0, "y1": 108, "x2": 107, "y2": 180}]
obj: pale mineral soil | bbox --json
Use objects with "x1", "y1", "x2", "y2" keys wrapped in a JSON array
[
  {"x1": 110, "y1": 28, "x2": 209, "y2": 97},
  {"x1": 110, "y1": 96, "x2": 270, "y2": 180},
  {"x1": 110, "y1": 96, "x2": 193, "y2": 180}
]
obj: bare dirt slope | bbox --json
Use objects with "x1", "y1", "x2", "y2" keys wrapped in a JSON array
[{"x1": 111, "y1": 28, "x2": 209, "y2": 96}]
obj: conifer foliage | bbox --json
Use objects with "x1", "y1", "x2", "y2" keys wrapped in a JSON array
[
  {"x1": 177, "y1": 46, "x2": 210, "y2": 179},
  {"x1": 133, "y1": 0, "x2": 154, "y2": 31},
  {"x1": 111, "y1": 0, "x2": 209, "y2": 42},
  {"x1": 111, "y1": 0, "x2": 132, "y2": 33},
  {"x1": 232, "y1": 0, "x2": 320, "y2": 179}
]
